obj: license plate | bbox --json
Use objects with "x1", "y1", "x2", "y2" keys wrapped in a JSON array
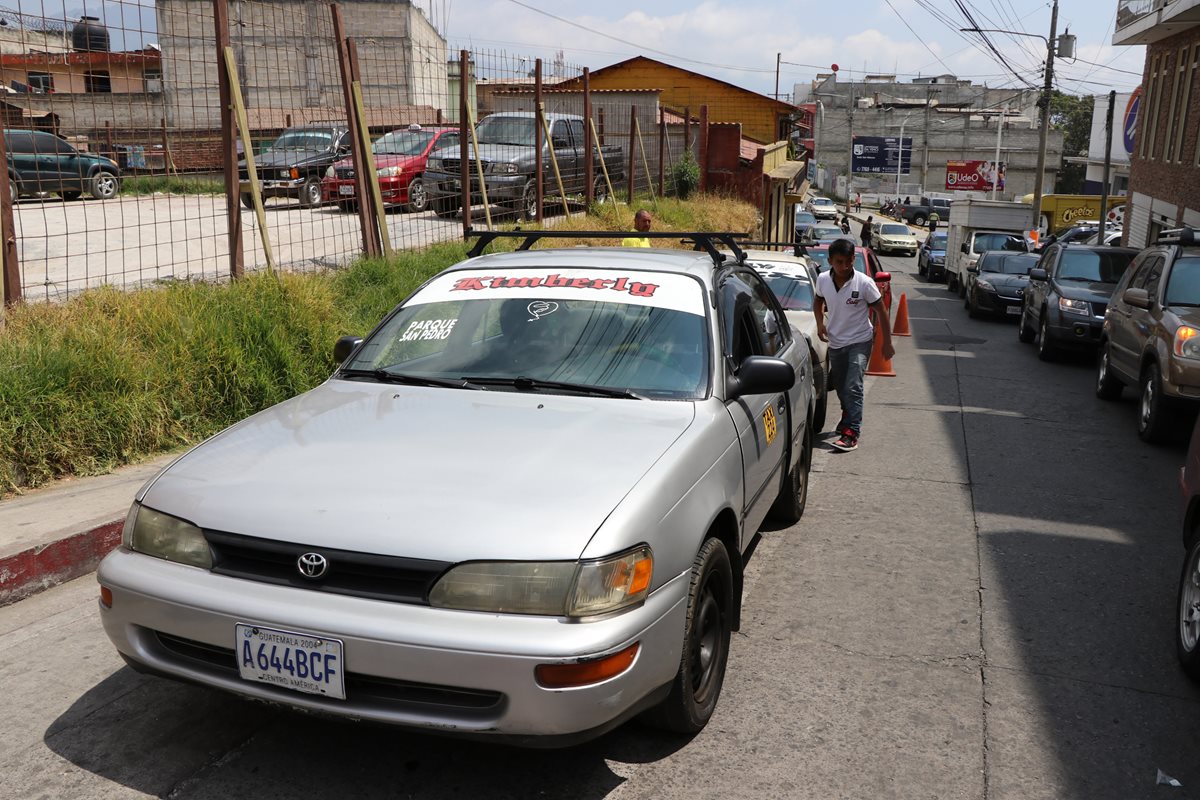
[
  {"x1": 236, "y1": 623, "x2": 345, "y2": 700},
  {"x1": 338, "y1": 185, "x2": 354, "y2": 196},
  {"x1": 1006, "y1": 306, "x2": 1021, "y2": 316}
]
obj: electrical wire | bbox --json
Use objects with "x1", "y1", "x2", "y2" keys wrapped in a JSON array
[{"x1": 882, "y1": 0, "x2": 957, "y2": 76}]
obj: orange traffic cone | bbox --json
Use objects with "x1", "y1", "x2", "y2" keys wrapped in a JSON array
[
  {"x1": 892, "y1": 292, "x2": 912, "y2": 336},
  {"x1": 865, "y1": 324, "x2": 896, "y2": 377}
]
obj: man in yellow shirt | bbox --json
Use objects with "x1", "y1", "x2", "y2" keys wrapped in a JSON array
[{"x1": 621, "y1": 210, "x2": 652, "y2": 247}]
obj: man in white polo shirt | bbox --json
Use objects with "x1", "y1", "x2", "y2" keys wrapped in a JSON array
[{"x1": 813, "y1": 238, "x2": 894, "y2": 451}]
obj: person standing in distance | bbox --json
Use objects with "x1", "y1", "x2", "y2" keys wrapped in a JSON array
[
  {"x1": 813, "y1": 238, "x2": 894, "y2": 452},
  {"x1": 860, "y1": 215, "x2": 874, "y2": 249},
  {"x1": 622, "y1": 209, "x2": 652, "y2": 247}
]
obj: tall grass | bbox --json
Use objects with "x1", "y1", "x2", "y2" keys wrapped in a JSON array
[
  {"x1": 0, "y1": 196, "x2": 757, "y2": 494},
  {"x1": 119, "y1": 175, "x2": 225, "y2": 196}
]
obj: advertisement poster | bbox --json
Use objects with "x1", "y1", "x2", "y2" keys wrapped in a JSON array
[
  {"x1": 945, "y1": 160, "x2": 1006, "y2": 191},
  {"x1": 851, "y1": 136, "x2": 913, "y2": 174}
]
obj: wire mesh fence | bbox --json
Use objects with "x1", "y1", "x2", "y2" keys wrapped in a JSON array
[{"x1": 0, "y1": 0, "x2": 805, "y2": 308}]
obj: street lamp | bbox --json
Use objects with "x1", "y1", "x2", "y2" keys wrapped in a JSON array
[{"x1": 883, "y1": 108, "x2": 915, "y2": 201}]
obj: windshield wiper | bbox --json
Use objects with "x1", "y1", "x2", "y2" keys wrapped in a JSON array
[
  {"x1": 338, "y1": 368, "x2": 485, "y2": 390},
  {"x1": 462, "y1": 376, "x2": 646, "y2": 399}
]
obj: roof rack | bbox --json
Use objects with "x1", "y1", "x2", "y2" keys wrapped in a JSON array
[
  {"x1": 1158, "y1": 227, "x2": 1196, "y2": 246},
  {"x1": 464, "y1": 229, "x2": 749, "y2": 266},
  {"x1": 736, "y1": 240, "x2": 809, "y2": 259}
]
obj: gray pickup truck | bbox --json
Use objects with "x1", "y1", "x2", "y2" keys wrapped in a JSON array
[{"x1": 424, "y1": 112, "x2": 625, "y2": 219}]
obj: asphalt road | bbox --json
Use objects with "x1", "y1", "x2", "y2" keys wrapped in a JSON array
[
  {"x1": 11, "y1": 194, "x2": 466, "y2": 301},
  {"x1": 2, "y1": 238, "x2": 1199, "y2": 798}
]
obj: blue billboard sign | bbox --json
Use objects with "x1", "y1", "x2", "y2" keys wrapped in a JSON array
[{"x1": 851, "y1": 136, "x2": 913, "y2": 174}]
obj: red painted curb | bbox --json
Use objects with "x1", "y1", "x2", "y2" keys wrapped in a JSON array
[{"x1": 0, "y1": 518, "x2": 125, "y2": 607}]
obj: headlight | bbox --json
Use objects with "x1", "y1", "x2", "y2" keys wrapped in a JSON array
[
  {"x1": 1175, "y1": 326, "x2": 1200, "y2": 359},
  {"x1": 429, "y1": 546, "x2": 653, "y2": 618},
  {"x1": 931, "y1": 255, "x2": 944, "y2": 264},
  {"x1": 489, "y1": 162, "x2": 519, "y2": 174},
  {"x1": 975, "y1": 278, "x2": 994, "y2": 291},
  {"x1": 324, "y1": 166, "x2": 335, "y2": 179},
  {"x1": 426, "y1": 158, "x2": 442, "y2": 171},
  {"x1": 1059, "y1": 297, "x2": 1091, "y2": 316},
  {"x1": 123, "y1": 503, "x2": 212, "y2": 569},
  {"x1": 377, "y1": 166, "x2": 403, "y2": 177}
]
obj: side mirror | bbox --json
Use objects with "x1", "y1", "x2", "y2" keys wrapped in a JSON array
[
  {"x1": 1029, "y1": 268, "x2": 1048, "y2": 281},
  {"x1": 967, "y1": 265, "x2": 979, "y2": 274},
  {"x1": 728, "y1": 356, "x2": 795, "y2": 399},
  {"x1": 1123, "y1": 287, "x2": 1152, "y2": 310},
  {"x1": 874, "y1": 271, "x2": 891, "y2": 282},
  {"x1": 334, "y1": 335, "x2": 363, "y2": 364},
  {"x1": 961, "y1": 243, "x2": 969, "y2": 253}
]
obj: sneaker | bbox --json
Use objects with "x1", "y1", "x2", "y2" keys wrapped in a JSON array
[{"x1": 831, "y1": 430, "x2": 859, "y2": 452}]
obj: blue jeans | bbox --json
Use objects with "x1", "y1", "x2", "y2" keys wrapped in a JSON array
[{"x1": 828, "y1": 339, "x2": 873, "y2": 435}]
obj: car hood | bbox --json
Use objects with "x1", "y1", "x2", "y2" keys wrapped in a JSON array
[
  {"x1": 438, "y1": 143, "x2": 530, "y2": 164},
  {"x1": 979, "y1": 272, "x2": 1030, "y2": 290},
  {"x1": 783, "y1": 310, "x2": 826, "y2": 359},
  {"x1": 141, "y1": 381, "x2": 697, "y2": 563},
  {"x1": 245, "y1": 150, "x2": 333, "y2": 169},
  {"x1": 331, "y1": 154, "x2": 424, "y2": 170},
  {"x1": 1054, "y1": 280, "x2": 1118, "y2": 302}
]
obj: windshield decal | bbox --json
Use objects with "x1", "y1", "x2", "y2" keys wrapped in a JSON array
[
  {"x1": 527, "y1": 300, "x2": 558, "y2": 320},
  {"x1": 411, "y1": 268, "x2": 705, "y2": 315},
  {"x1": 399, "y1": 318, "x2": 457, "y2": 342}
]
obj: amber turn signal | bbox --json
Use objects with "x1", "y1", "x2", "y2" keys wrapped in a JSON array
[
  {"x1": 534, "y1": 643, "x2": 639, "y2": 689},
  {"x1": 99, "y1": 586, "x2": 113, "y2": 608}
]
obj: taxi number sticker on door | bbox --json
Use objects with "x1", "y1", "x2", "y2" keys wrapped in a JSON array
[{"x1": 763, "y1": 407, "x2": 778, "y2": 445}]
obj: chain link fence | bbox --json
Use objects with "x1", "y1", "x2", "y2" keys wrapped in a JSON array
[{"x1": 0, "y1": 0, "x2": 801, "y2": 308}]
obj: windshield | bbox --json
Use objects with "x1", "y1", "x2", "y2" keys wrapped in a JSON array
[
  {"x1": 1056, "y1": 249, "x2": 1134, "y2": 283},
  {"x1": 343, "y1": 269, "x2": 709, "y2": 399},
  {"x1": 752, "y1": 270, "x2": 814, "y2": 311},
  {"x1": 973, "y1": 233, "x2": 1027, "y2": 254},
  {"x1": 809, "y1": 250, "x2": 867, "y2": 274},
  {"x1": 929, "y1": 233, "x2": 948, "y2": 250},
  {"x1": 812, "y1": 198, "x2": 833, "y2": 206},
  {"x1": 880, "y1": 224, "x2": 909, "y2": 235},
  {"x1": 1165, "y1": 257, "x2": 1200, "y2": 306},
  {"x1": 794, "y1": 211, "x2": 816, "y2": 223},
  {"x1": 269, "y1": 130, "x2": 333, "y2": 151},
  {"x1": 813, "y1": 225, "x2": 841, "y2": 237},
  {"x1": 475, "y1": 116, "x2": 537, "y2": 147},
  {"x1": 372, "y1": 130, "x2": 435, "y2": 156},
  {"x1": 979, "y1": 253, "x2": 1039, "y2": 275}
]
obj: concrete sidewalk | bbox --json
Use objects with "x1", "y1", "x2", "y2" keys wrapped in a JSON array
[{"x1": 0, "y1": 453, "x2": 178, "y2": 606}]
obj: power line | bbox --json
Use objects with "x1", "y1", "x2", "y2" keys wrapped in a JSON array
[
  {"x1": 1065, "y1": 57, "x2": 1144, "y2": 77},
  {"x1": 882, "y1": 0, "x2": 956, "y2": 76}
]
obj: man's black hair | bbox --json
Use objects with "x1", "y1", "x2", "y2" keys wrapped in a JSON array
[{"x1": 828, "y1": 238, "x2": 856, "y2": 259}]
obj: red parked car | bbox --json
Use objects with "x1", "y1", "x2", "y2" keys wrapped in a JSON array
[
  {"x1": 321, "y1": 125, "x2": 459, "y2": 213},
  {"x1": 805, "y1": 244, "x2": 894, "y2": 313}
]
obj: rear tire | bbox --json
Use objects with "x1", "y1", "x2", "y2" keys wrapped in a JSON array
[
  {"x1": 644, "y1": 538, "x2": 733, "y2": 734},
  {"x1": 241, "y1": 193, "x2": 255, "y2": 209},
  {"x1": 61, "y1": 191, "x2": 82, "y2": 201},
  {"x1": 913, "y1": 214, "x2": 926, "y2": 226},
  {"x1": 1095, "y1": 341, "x2": 1124, "y2": 400},
  {"x1": 1177, "y1": 535, "x2": 1200, "y2": 682},
  {"x1": 432, "y1": 198, "x2": 458, "y2": 218}
]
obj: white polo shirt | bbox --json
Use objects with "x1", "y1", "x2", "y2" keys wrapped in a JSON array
[{"x1": 815, "y1": 269, "x2": 881, "y2": 348}]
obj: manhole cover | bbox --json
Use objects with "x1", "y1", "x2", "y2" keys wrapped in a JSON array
[{"x1": 924, "y1": 334, "x2": 988, "y2": 345}]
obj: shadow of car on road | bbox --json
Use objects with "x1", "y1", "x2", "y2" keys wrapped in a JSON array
[{"x1": 45, "y1": 665, "x2": 693, "y2": 799}]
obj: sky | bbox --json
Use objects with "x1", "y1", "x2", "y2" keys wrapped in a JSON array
[
  {"x1": 0, "y1": 0, "x2": 1146, "y2": 100},
  {"x1": 437, "y1": 0, "x2": 1146, "y2": 100}
]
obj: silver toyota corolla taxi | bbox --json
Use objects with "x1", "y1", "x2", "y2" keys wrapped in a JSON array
[{"x1": 98, "y1": 232, "x2": 814, "y2": 746}]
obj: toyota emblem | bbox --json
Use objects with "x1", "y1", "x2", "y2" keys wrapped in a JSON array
[{"x1": 297, "y1": 552, "x2": 329, "y2": 579}]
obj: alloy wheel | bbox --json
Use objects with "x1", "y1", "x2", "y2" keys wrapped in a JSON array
[{"x1": 1181, "y1": 546, "x2": 1200, "y2": 653}]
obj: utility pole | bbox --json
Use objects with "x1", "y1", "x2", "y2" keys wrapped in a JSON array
[
  {"x1": 846, "y1": 80, "x2": 855, "y2": 214},
  {"x1": 1031, "y1": 0, "x2": 1059, "y2": 233},
  {"x1": 1099, "y1": 90, "x2": 1116, "y2": 240},
  {"x1": 921, "y1": 87, "x2": 935, "y2": 190},
  {"x1": 991, "y1": 106, "x2": 1004, "y2": 200},
  {"x1": 774, "y1": 53, "x2": 781, "y2": 101}
]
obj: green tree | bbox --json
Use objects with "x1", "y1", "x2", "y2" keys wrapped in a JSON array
[{"x1": 1049, "y1": 91, "x2": 1093, "y2": 194}]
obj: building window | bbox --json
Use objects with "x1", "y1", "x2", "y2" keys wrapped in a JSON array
[
  {"x1": 84, "y1": 71, "x2": 111, "y2": 93},
  {"x1": 1164, "y1": 47, "x2": 1187, "y2": 162},
  {"x1": 143, "y1": 68, "x2": 162, "y2": 94},
  {"x1": 1140, "y1": 53, "x2": 1160, "y2": 160},
  {"x1": 1146, "y1": 51, "x2": 1171, "y2": 161},
  {"x1": 27, "y1": 72, "x2": 53, "y2": 93}
]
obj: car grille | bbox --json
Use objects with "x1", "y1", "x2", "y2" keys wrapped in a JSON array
[
  {"x1": 152, "y1": 631, "x2": 505, "y2": 713},
  {"x1": 440, "y1": 158, "x2": 461, "y2": 173},
  {"x1": 335, "y1": 167, "x2": 355, "y2": 179},
  {"x1": 203, "y1": 529, "x2": 452, "y2": 605},
  {"x1": 1091, "y1": 302, "x2": 1107, "y2": 317}
]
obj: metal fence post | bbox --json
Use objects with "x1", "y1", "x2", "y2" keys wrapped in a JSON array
[
  {"x1": 0, "y1": 125, "x2": 17, "y2": 308},
  {"x1": 583, "y1": 68, "x2": 593, "y2": 206},
  {"x1": 683, "y1": 106, "x2": 691, "y2": 154},
  {"x1": 459, "y1": 49, "x2": 472, "y2": 236},
  {"x1": 213, "y1": 0, "x2": 243, "y2": 279},
  {"x1": 332, "y1": 3, "x2": 381, "y2": 259},
  {"x1": 699, "y1": 105, "x2": 709, "y2": 193},
  {"x1": 658, "y1": 113, "x2": 666, "y2": 198},
  {"x1": 598, "y1": 107, "x2": 605, "y2": 145},
  {"x1": 534, "y1": 58, "x2": 543, "y2": 223},
  {"x1": 161, "y1": 118, "x2": 175, "y2": 175},
  {"x1": 627, "y1": 106, "x2": 636, "y2": 205},
  {"x1": 347, "y1": 39, "x2": 391, "y2": 256}
]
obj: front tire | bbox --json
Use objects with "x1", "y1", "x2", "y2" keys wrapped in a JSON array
[
  {"x1": 1095, "y1": 341, "x2": 1124, "y2": 400},
  {"x1": 1037, "y1": 314, "x2": 1057, "y2": 361},
  {"x1": 241, "y1": 193, "x2": 255, "y2": 209},
  {"x1": 1018, "y1": 306, "x2": 1036, "y2": 343},
  {"x1": 519, "y1": 179, "x2": 539, "y2": 221},
  {"x1": 592, "y1": 175, "x2": 609, "y2": 207},
  {"x1": 913, "y1": 214, "x2": 926, "y2": 226},
  {"x1": 1138, "y1": 365, "x2": 1175, "y2": 443},
  {"x1": 298, "y1": 176, "x2": 322, "y2": 208},
  {"x1": 1177, "y1": 536, "x2": 1200, "y2": 682},
  {"x1": 405, "y1": 177, "x2": 428, "y2": 213},
  {"x1": 644, "y1": 538, "x2": 733, "y2": 734},
  {"x1": 769, "y1": 423, "x2": 812, "y2": 524},
  {"x1": 88, "y1": 171, "x2": 118, "y2": 200}
]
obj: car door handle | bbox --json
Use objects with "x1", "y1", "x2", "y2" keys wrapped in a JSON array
[{"x1": 776, "y1": 398, "x2": 787, "y2": 413}]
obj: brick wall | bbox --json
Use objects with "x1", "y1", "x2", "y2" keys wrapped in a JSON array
[{"x1": 1126, "y1": 24, "x2": 1200, "y2": 246}]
